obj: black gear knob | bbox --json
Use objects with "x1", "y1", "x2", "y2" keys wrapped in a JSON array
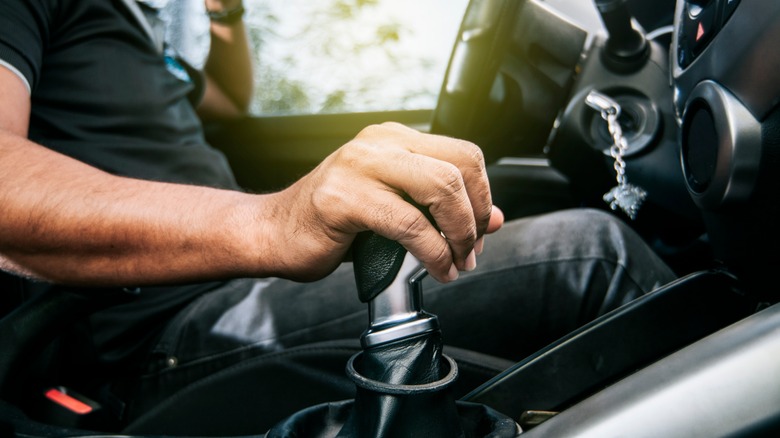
[
  {"x1": 352, "y1": 231, "x2": 408, "y2": 303},
  {"x1": 351, "y1": 232, "x2": 439, "y2": 348}
]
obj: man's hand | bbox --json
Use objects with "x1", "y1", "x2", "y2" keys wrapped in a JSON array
[
  {"x1": 204, "y1": 0, "x2": 242, "y2": 13},
  {"x1": 264, "y1": 122, "x2": 504, "y2": 283},
  {"x1": 198, "y1": 0, "x2": 253, "y2": 120},
  {"x1": 0, "y1": 102, "x2": 500, "y2": 286}
]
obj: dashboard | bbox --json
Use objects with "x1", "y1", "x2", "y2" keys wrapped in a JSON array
[
  {"x1": 433, "y1": 0, "x2": 780, "y2": 289},
  {"x1": 671, "y1": 0, "x2": 780, "y2": 292},
  {"x1": 673, "y1": 0, "x2": 780, "y2": 208}
]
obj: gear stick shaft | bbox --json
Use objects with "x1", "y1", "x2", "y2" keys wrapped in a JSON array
[
  {"x1": 346, "y1": 232, "x2": 464, "y2": 436},
  {"x1": 266, "y1": 232, "x2": 520, "y2": 437},
  {"x1": 352, "y1": 231, "x2": 439, "y2": 348},
  {"x1": 594, "y1": 0, "x2": 649, "y2": 72}
]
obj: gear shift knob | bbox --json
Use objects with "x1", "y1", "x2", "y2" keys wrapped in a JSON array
[
  {"x1": 352, "y1": 231, "x2": 409, "y2": 303},
  {"x1": 351, "y1": 232, "x2": 439, "y2": 348}
]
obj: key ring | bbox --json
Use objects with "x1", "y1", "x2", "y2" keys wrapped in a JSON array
[{"x1": 585, "y1": 90, "x2": 648, "y2": 220}]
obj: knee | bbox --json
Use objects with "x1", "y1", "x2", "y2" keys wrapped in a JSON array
[
  {"x1": 485, "y1": 208, "x2": 640, "y2": 265},
  {"x1": 544, "y1": 208, "x2": 643, "y2": 256}
]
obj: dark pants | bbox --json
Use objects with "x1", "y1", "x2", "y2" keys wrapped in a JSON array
[{"x1": 127, "y1": 208, "x2": 676, "y2": 429}]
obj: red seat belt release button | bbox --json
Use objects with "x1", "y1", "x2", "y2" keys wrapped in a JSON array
[{"x1": 44, "y1": 388, "x2": 94, "y2": 415}]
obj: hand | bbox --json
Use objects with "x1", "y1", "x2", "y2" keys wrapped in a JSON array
[
  {"x1": 204, "y1": 0, "x2": 241, "y2": 13},
  {"x1": 267, "y1": 122, "x2": 504, "y2": 283}
]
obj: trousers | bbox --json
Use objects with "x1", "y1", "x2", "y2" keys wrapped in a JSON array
[{"x1": 124, "y1": 208, "x2": 676, "y2": 430}]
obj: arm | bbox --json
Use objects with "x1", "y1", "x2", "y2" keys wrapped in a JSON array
[
  {"x1": 0, "y1": 65, "x2": 270, "y2": 285},
  {"x1": 0, "y1": 131, "x2": 274, "y2": 286},
  {"x1": 196, "y1": 0, "x2": 254, "y2": 120},
  {"x1": 0, "y1": 65, "x2": 271, "y2": 286},
  {"x1": 0, "y1": 67, "x2": 501, "y2": 287},
  {"x1": 0, "y1": 65, "x2": 29, "y2": 136}
]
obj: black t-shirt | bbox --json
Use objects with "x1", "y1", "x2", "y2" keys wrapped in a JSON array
[
  {"x1": 0, "y1": 0, "x2": 239, "y2": 188},
  {"x1": 0, "y1": 0, "x2": 243, "y2": 376}
]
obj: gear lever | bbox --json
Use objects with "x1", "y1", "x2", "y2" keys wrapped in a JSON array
[
  {"x1": 346, "y1": 231, "x2": 464, "y2": 436},
  {"x1": 266, "y1": 231, "x2": 520, "y2": 437},
  {"x1": 351, "y1": 231, "x2": 438, "y2": 348},
  {"x1": 594, "y1": 0, "x2": 649, "y2": 72}
]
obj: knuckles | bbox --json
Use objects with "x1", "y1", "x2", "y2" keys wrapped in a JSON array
[
  {"x1": 355, "y1": 122, "x2": 401, "y2": 142},
  {"x1": 286, "y1": 122, "x2": 491, "y2": 281},
  {"x1": 451, "y1": 138, "x2": 486, "y2": 171},
  {"x1": 393, "y1": 209, "x2": 429, "y2": 241},
  {"x1": 439, "y1": 219, "x2": 477, "y2": 250},
  {"x1": 430, "y1": 162, "x2": 465, "y2": 199},
  {"x1": 330, "y1": 123, "x2": 490, "y2": 242}
]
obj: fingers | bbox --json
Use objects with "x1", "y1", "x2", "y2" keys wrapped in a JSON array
[
  {"x1": 487, "y1": 205, "x2": 504, "y2": 234},
  {"x1": 352, "y1": 190, "x2": 460, "y2": 283},
  {"x1": 363, "y1": 148, "x2": 477, "y2": 268},
  {"x1": 372, "y1": 122, "x2": 494, "y2": 236},
  {"x1": 274, "y1": 122, "x2": 500, "y2": 284},
  {"x1": 474, "y1": 206, "x2": 505, "y2": 255},
  {"x1": 348, "y1": 123, "x2": 496, "y2": 280}
]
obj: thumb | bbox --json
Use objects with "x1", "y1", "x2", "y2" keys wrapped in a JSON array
[{"x1": 486, "y1": 205, "x2": 504, "y2": 234}]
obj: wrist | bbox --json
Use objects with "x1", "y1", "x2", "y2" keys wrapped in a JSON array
[
  {"x1": 235, "y1": 192, "x2": 289, "y2": 278},
  {"x1": 207, "y1": 1, "x2": 245, "y2": 25}
]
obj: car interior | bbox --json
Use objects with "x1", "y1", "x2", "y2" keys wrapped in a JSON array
[{"x1": 2, "y1": 0, "x2": 780, "y2": 436}]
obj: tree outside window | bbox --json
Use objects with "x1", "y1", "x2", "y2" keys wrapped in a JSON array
[{"x1": 162, "y1": 0, "x2": 468, "y2": 115}]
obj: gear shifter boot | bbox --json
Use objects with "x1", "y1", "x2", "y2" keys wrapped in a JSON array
[
  {"x1": 360, "y1": 330, "x2": 444, "y2": 385},
  {"x1": 265, "y1": 232, "x2": 520, "y2": 437},
  {"x1": 265, "y1": 330, "x2": 521, "y2": 437},
  {"x1": 338, "y1": 331, "x2": 464, "y2": 437}
]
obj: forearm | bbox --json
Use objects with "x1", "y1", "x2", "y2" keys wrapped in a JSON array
[
  {"x1": 201, "y1": 2, "x2": 254, "y2": 116},
  {"x1": 0, "y1": 130, "x2": 278, "y2": 286},
  {"x1": 0, "y1": 123, "x2": 504, "y2": 288}
]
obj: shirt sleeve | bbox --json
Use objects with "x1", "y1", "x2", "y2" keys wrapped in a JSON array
[{"x1": 0, "y1": 0, "x2": 53, "y2": 93}]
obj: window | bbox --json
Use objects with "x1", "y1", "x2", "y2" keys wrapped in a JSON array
[{"x1": 161, "y1": 0, "x2": 468, "y2": 115}]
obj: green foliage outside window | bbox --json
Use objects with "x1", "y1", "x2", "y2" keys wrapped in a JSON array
[{"x1": 243, "y1": 0, "x2": 467, "y2": 115}]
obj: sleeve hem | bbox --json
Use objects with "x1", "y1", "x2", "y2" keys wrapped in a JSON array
[{"x1": 0, "y1": 58, "x2": 32, "y2": 95}]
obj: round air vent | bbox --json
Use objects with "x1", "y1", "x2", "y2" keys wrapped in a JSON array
[{"x1": 680, "y1": 80, "x2": 761, "y2": 209}]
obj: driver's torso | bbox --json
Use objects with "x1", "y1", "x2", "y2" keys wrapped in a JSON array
[
  {"x1": 0, "y1": 0, "x2": 243, "y2": 377},
  {"x1": 1, "y1": 0, "x2": 239, "y2": 189}
]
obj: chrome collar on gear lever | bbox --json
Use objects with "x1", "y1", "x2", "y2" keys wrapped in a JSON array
[{"x1": 351, "y1": 231, "x2": 439, "y2": 348}]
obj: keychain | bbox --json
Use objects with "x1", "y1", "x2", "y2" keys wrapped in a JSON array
[{"x1": 585, "y1": 90, "x2": 648, "y2": 220}]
